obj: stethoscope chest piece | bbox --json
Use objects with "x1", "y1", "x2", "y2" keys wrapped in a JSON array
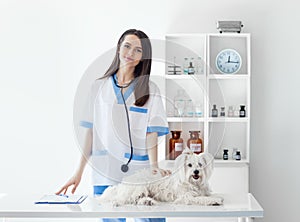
[{"x1": 121, "y1": 164, "x2": 129, "y2": 173}]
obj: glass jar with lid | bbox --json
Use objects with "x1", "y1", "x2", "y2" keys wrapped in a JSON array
[
  {"x1": 169, "y1": 130, "x2": 183, "y2": 160},
  {"x1": 187, "y1": 131, "x2": 203, "y2": 154}
]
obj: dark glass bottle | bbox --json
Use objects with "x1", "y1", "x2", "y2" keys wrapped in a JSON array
[
  {"x1": 169, "y1": 131, "x2": 183, "y2": 160},
  {"x1": 187, "y1": 131, "x2": 203, "y2": 154},
  {"x1": 212, "y1": 104, "x2": 218, "y2": 117},
  {"x1": 235, "y1": 151, "x2": 241, "y2": 160},
  {"x1": 239, "y1": 105, "x2": 246, "y2": 117},
  {"x1": 188, "y1": 61, "x2": 195, "y2": 74},
  {"x1": 223, "y1": 149, "x2": 229, "y2": 160}
]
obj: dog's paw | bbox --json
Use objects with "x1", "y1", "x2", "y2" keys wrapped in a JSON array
[
  {"x1": 209, "y1": 196, "x2": 224, "y2": 206},
  {"x1": 137, "y1": 197, "x2": 156, "y2": 206}
]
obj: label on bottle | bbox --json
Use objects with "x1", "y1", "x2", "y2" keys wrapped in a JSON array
[
  {"x1": 188, "y1": 67, "x2": 195, "y2": 74},
  {"x1": 175, "y1": 143, "x2": 183, "y2": 151},
  {"x1": 190, "y1": 143, "x2": 201, "y2": 152},
  {"x1": 240, "y1": 110, "x2": 245, "y2": 117},
  {"x1": 212, "y1": 110, "x2": 218, "y2": 117}
]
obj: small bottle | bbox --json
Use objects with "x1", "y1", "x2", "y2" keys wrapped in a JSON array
[
  {"x1": 228, "y1": 106, "x2": 234, "y2": 117},
  {"x1": 169, "y1": 131, "x2": 183, "y2": 160},
  {"x1": 183, "y1": 57, "x2": 189, "y2": 75},
  {"x1": 223, "y1": 149, "x2": 229, "y2": 160},
  {"x1": 232, "y1": 148, "x2": 238, "y2": 160},
  {"x1": 194, "y1": 100, "x2": 203, "y2": 117},
  {"x1": 185, "y1": 99, "x2": 194, "y2": 117},
  {"x1": 173, "y1": 90, "x2": 186, "y2": 117},
  {"x1": 212, "y1": 104, "x2": 218, "y2": 117},
  {"x1": 220, "y1": 107, "x2": 225, "y2": 117},
  {"x1": 195, "y1": 56, "x2": 203, "y2": 74},
  {"x1": 239, "y1": 105, "x2": 246, "y2": 117},
  {"x1": 234, "y1": 106, "x2": 240, "y2": 117},
  {"x1": 235, "y1": 151, "x2": 241, "y2": 161},
  {"x1": 187, "y1": 131, "x2": 203, "y2": 154},
  {"x1": 188, "y1": 59, "x2": 195, "y2": 74}
]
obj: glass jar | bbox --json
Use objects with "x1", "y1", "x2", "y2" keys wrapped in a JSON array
[
  {"x1": 211, "y1": 104, "x2": 218, "y2": 117},
  {"x1": 223, "y1": 149, "x2": 229, "y2": 160},
  {"x1": 228, "y1": 106, "x2": 234, "y2": 117},
  {"x1": 173, "y1": 89, "x2": 186, "y2": 117},
  {"x1": 220, "y1": 107, "x2": 225, "y2": 117},
  {"x1": 195, "y1": 56, "x2": 203, "y2": 74},
  {"x1": 187, "y1": 131, "x2": 203, "y2": 154},
  {"x1": 169, "y1": 131, "x2": 183, "y2": 160},
  {"x1": 183, "y1": 57, "x2": 189, "y2": 75},
  {"x1": 239, "y1": 105, "x2": 246, "y2": 117},
  {"x1": 185, "y1": 99, "x2": 194, "y2": 117}
]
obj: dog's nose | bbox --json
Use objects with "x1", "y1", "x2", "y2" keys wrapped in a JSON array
[{"x1": 194, "y1": 170, "x2": 199, "y2": 175}]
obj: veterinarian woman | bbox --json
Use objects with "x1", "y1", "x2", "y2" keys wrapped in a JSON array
[{"x1": 57, "y1": 29, "x2": 169, "y2": 222}]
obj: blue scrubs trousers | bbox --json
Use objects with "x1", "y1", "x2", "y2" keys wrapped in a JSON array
[{"x1": 94, "y1": 186, "x2": 165, "y2": 222}]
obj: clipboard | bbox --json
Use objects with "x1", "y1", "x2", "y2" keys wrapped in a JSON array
[{"x1": 35, "y1": 194, "x2": 87, "y2": 204}]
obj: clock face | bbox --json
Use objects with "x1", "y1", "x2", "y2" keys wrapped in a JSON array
[{"x1": 215, "y1": 49, "x2": 242, "y2": 74}]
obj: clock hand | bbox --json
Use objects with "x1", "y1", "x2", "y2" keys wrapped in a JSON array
[
  {"x1": 225, "y1": 60, "x2": 240, "y2": 64},
  {"x1": 228, "y1": 56, "x2": 230, "y2": 63}
]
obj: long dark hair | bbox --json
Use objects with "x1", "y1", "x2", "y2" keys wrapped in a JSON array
[{"x1": 101, "y1": 29, "x2": 152, "y2": 107}]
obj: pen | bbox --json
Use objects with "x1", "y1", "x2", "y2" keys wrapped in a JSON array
[{"x1": 58, "y1": 194, "x2": 69, "y2": 198}]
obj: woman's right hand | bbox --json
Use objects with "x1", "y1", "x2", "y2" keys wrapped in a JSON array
[{"x1": 56, "y1": 172, "x2": 82, "y2": 195}]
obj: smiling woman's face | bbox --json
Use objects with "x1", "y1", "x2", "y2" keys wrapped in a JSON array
[{"x1": 119, "y1": 34, "x2": 143, "y2": 68}]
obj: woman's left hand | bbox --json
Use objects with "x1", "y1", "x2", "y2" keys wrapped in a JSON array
[{"x1": 152, "y1": 167, "x2": 172, "y2": 176}]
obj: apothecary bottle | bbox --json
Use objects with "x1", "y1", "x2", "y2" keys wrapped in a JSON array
[
  {"x1": 239, "y1": 105, "x2": 246, "y2": 117},
  {"x1": 212, "y1": 104, "x2": 218, "y2": 117},
  {"x1": 183, "y1": 57, "x2": 189, "y2": 75},
  {"x1": 223, "y1": 149, "x2": 229, "y2": 160},
  {"x1": 228, "y1": 106, "x2": 234, "y2": 117},
  {"x1": 188, "y1": 60, "x2": 195, "y2": 74},
  {"x1": 169, "y1": 131, "x2": 183, "y2": 160},
  {"x1": 187, "y1": 131, "x2": 203, "y2": 154},
  {"x1": 173, "y1": 89, "x2": 186, "y2": 117}
]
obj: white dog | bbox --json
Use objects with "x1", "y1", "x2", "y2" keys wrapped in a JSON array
[{"x1": 97, "y1": 149, "x2": 223, "y2": 206}]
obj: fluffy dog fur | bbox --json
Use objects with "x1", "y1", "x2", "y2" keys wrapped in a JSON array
[{"x1": 97, "y1": 149, "x2": 223, "y2": 206}]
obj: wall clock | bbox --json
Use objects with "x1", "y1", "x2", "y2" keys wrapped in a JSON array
[{"x1": 215, "y1": 49, "x2": 242, "y2": 74}]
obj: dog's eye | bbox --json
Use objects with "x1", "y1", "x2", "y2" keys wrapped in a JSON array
[
  {"x1": 198, "y1": 163, "x2": 202, "y2": 167},
  {"x1": 188, "y1": 163, "x2": 192, "y2": 167}
]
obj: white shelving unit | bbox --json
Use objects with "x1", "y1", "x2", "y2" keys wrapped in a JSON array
[
  {"x1": 163, "y1": 33, "x2": 251, "y2": 165},
  {"x1": 159, "y1": 34, "x2": 252, "y2": 222}
]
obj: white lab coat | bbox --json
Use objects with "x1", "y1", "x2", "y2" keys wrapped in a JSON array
[{"x1": 80, "y1": 74, "x2": 169, "y2": 186}]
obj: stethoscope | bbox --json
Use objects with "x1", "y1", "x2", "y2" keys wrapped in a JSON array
[{"x1": 113, "y1": 76, "x2": 134, "y2": 173}]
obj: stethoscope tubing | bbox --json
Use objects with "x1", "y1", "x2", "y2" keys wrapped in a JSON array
[{"x1": 113, "y1": 76, "x2": 134, "y2": 172}]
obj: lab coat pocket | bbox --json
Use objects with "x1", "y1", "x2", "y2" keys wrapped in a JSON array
[
  {"x1": 129, "y1": 106, "x2": 148, "y2": 148},
  {"x1": 129, "y1": 106, "x2": 148, "y2": 129}
]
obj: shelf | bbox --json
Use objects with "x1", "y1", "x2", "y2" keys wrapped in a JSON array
[
  {"x1": 208, "y1": 33, "x2": 250, "y2": 38},
  {"x1": 163, "y1": 33, "x2": 251, "y2": 173},
  {"x1": 167, "y1": 117, "x2": 205, "y2": 122},
  {"x1": 166, "y1": 33, "x2": 207, "y2": 38},
  {"x1": 208, "y1": 74, "x2": 249, "y2": 80},
  {"x1": 208, "y1": 117, "x2": 249, "y2": 123},
  {"x1": 165, "y1": 74, "x2": 205, "y2": 80},
  {"x1": 214, "y1": 159, "x2": 249, "y2": 164},
  {"x1": 160, "y1": 159, "x2": 249, "y2": 169}
]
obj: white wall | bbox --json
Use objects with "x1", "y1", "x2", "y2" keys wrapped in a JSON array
[{"x1": 0, "y1": 0, "x2": 299, "y2": 222}]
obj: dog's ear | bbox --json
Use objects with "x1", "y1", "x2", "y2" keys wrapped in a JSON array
[
  {"x1": 174, "y1": 150, "x2": 190, "y2": 183},
  {"x1": 174, "y1": 147, "x2": 192, "y2": 169},
  {"x1": 199, "y1": 153, "x2": 214, "y2": 179}
]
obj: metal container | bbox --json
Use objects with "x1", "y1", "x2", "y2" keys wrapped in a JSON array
[{"x1": 216, "y1": 21, "x2": 243, "y2": 33}]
